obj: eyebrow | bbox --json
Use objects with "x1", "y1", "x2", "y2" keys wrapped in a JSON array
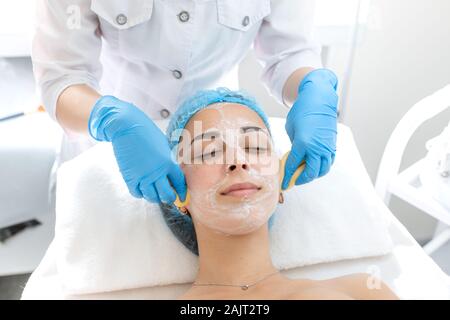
[
  {"x1": 190, "y1": 126, "x2": 268, "y2": 145},
  {"x1": 241, "y1": 126, "x2": 267, "y2": 134}
]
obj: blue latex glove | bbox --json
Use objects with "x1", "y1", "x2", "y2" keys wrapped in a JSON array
[
  {"x1": 282, "y1": 69, "x2": 339, "y2": 190},
  {"x1": 88, "y1": 95, "x2": 187, "y2": 204}
]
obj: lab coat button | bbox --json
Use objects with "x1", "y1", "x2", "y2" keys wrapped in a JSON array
[
  {"x1": 116, "y1": 14, "x2": 127, "y2": 26},
  {"x1": 242, "y1": 16, "x2": 250, "y2": 27},
  {"x1": 160, "y1": 109, "x2": 171, "y2": 119},
  {"x1": 178, "y1": 11, "x2": 190, "y2": 23},
  {"x1": 172, "y1": 70, "x2": 183, "y2": 79}
]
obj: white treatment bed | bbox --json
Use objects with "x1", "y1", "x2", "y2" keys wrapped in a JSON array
[
  {"x1": 21, "y1": 87, "x2": 450, "y2": 299},
  {"x1": 22, "y1": 133, "x2": 450, "y2": 299},
  {"x1": 21, "y1": 210, "x2": 450, "y2": 299}
]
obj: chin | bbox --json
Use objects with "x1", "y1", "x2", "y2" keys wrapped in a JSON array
[{"x1": 207, "y1": 217, "x2": 270, "y2": 236}]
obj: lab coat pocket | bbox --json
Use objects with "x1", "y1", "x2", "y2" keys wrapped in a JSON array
[
  {"x1": 91, "y1": 0, "x2": 154, "y2": 30},
  {"x1": 216, "y1": 0, "x2": 271, "y2": 31},
  {"x1": 91, "y1": 0, "x2": 156, "y2": 61}
]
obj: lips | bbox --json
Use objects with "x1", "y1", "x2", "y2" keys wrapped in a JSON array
[{"x1": 220, "y1": 182, "x2": 262, "y2": 197}]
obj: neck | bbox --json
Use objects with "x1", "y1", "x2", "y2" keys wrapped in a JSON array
[{"x1": 193, "y1": 220, "x2": 278, "y2": 286}]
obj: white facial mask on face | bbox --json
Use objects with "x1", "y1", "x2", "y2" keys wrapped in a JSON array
[
  {"x1": 183, "y1": 105, "x2": 280, "y2": 236},
  {"x1": 187, "y1": 167, "x2": 278, "y2": 235}
]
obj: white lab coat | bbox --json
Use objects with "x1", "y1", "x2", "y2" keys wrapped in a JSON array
[{"x1": 32, "y1": 0, "x2": 322, "y2": 163}]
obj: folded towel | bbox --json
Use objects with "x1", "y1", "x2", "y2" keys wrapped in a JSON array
[{"x1": 54, "y1": 119, "x2": 393, "y2": 294}]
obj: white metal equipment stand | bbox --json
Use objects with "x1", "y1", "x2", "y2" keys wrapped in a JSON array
[{"x1": 375, "y1": 85, "x2": 450, "y2": 255}]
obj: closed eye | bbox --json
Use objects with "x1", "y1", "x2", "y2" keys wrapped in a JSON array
[
  {"x1": 245, "y1": 147, "x2": 268, "y2": 153},
  {"x1": 198, "y1": 149, "x2": 223, "y2": 160}
]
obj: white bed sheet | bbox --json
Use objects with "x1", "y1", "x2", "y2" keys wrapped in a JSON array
[{"x1": 22, "y1": 209, "x2": 450, "y2": 300}]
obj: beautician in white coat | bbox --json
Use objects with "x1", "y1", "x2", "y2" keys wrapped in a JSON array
[{"x1": 32, "y1": 0, "x2": 338, "y2": 204}]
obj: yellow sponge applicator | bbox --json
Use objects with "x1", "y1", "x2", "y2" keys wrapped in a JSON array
[
  {"x1": 279, "y1": 151, "x2": 306, "y2": 191},
  {"x1": 174, "y1": 190, "x2": 190, "y2": 208}
]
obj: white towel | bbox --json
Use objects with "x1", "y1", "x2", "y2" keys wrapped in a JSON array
[{"x1": 54, "y1": 120, "x2": 393, "y2": 294}]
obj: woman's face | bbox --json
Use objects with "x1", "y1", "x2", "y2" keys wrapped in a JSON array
[{"x1": 177, "y1": 103, "x2": 280, "y2": 235}]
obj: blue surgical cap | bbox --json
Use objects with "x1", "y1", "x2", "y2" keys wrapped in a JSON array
[
  {"x1": 166, "y1": 87, "x2": 272, "y2": 155},
  {"x1": 160, "y1": 87, "x2": 276, "y2": 256}
]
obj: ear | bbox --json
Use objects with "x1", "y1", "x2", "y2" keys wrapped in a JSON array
[
  {"x1": 278, "y1": 192, "x2": 284, "y2": 204},
  {"x1": 179, "y1": 206, "x2": 188, "y2": 214}
]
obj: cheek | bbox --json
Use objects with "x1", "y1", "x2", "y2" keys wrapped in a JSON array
[
  {"x1": 253, "y1": 155, "x2": 281, "y2": 189},
  {"x1": 183, "y1": 164, "x2": 223, "y2": 193}
]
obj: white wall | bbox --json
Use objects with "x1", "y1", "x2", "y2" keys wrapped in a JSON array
[
  {"x1": 341, "y1": 0, "x2": 450, "y2": 242},
  {"x1": 239, "y1": 0, "x2": 450, "y2": 243}
]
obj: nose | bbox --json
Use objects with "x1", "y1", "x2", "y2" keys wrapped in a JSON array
[{"x1": 227, "y1": 162, "x2": 249, "y2": 173}]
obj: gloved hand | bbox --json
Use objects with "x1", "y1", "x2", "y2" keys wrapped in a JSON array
[
  {"x1": 88, "y1": 95, "x2": 187, "y2": 204},
  {"x1": 282, "y1": 69, "x2": 339, "y2": 190}
]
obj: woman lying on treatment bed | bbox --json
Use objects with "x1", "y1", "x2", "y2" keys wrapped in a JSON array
[{"x1": 161, "y1": 88, "x2": 398, "y2": 300}]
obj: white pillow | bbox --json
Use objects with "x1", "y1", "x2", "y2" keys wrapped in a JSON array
[{"x1": 54, "y1": 118, "x2": 393, "y2": 295}]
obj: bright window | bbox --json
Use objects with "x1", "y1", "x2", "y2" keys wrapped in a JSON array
[{"x1": 0, "y1": 0, "x2": 35, "y2": 57}]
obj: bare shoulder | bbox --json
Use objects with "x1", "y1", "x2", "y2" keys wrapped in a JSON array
[
  {"x1": 281, "y1": 278, "x2": 352, "y2": 300},
  {"x1": 287, "y1": 286, "x2": 355, "y2": 300},
  {"x1": 177, "y1": 288, "x2": 205, "y2": 300},
  {"x1": 322, "y1": 273, "x2": 399, "y2": 300},
  {"x1": 177, "y1": 288, "x2": 230, "y2": 300}
]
